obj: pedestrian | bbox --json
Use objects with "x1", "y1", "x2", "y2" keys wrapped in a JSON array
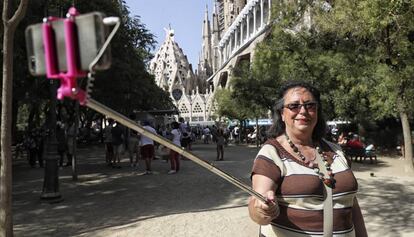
[
  {"x1": 56, "y1": 121, "x2": 67, "y2": 167},
  {"x1": 211, "y1": 125, "x2": 218, "y2": 143},
  {"x1": 203, "y1": 126, "x2": 211, "y2": 144},
  {"x1": 248, "y1": 81, "x2": 367, "y2": 236},
  {"x1": 140, "y1": 120, "x2": 157, "y2": 174},
  {"x1": 179, "y1": 117, "x2": 191, "y2": 150},
  {"x1": 66, "y1": 121, "x2": 76, "y2": 166},
  {"x1": 111, "y1": 122, "x2": 124, "y2": 168},
  {"x1": 216, "y1": 128, "x2": 225, "y2": 161},
  {"x1": 126, "y1": 115, "x2": 140, "y2": 168},
  {"x1": 233, "y1": 125, "x2": 240, "y2": 143},
  {"x1": 25, "y1": 129, "x2": 38, "y2": 168},
  {"x1": 168, "y1": 121, "x2": 181, "y2": 174},
  {"x1": 104, "y1": 118, "x2": 114, "y2": 166}
]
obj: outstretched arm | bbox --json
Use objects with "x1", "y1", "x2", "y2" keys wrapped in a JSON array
[{"x1": 248, "y1": 174, "x2": 279, "y2": 225}]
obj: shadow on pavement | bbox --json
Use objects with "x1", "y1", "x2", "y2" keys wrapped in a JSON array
[
  {"x1": 357, "y1": 176, "x2": 414, "y2": 236},
  {"x1": 13, "y1": 143, "x2": 257, "y2": 237}
]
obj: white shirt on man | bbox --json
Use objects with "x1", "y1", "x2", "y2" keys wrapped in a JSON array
[
  {"x1": 171, "y1": 129, "x2": 181, "y2": 146},
  {"x1": 140, "y1": 125, "x2": 156, "y2": 146}
]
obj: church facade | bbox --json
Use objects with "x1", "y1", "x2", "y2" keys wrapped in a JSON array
[
  {"x1": 149, "y1": 28, "x2": 214, "y2": 124},
  {"x1": 149, "y1": 0, "x2": 271, "y2": 124}
]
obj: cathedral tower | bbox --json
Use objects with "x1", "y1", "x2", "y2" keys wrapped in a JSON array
[{"x1": 149, "y1": 28, "x2": 196, "y2": 102}]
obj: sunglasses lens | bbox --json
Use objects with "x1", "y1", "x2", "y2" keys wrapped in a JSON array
[
  {"x1": 285, "y1": 102, "x2": 317, "y2": 112},
  {"x1": 287, "y1": 104, "x2": 300, "y2": 111},
  {"x1": 305, "y1": 103, "x2": 317, "y2": 110}
]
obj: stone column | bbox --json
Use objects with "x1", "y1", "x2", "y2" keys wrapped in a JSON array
[
  {"x1": 260, "y1": 0, "x2": 264, "y2": 28},
  {"x1": 240, "y1": 21, "x2": 244, "y2": 44},
  {"x1": 268, "y1": 0, "x2": 272, "y2": 22},
  {"x1": 253, "y1": 5, "x2": 257, "y2": 32}
]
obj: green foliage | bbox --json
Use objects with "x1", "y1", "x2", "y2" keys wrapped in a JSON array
[
  {"x1": 251, "y1": 0, "x2": 414, "y2": 124},
  {"x1": 314, "y1": 0, "x2": 414, "y2": 120},
  {"x1": 229, "y1": 60, "x2": 269, "y2": 118},
  {"x1": 12, "y1": 0, "x2": 174, "y2": 131},
  {"x1": 214, "y1": 88, "x2": 242, "y2": 120}
]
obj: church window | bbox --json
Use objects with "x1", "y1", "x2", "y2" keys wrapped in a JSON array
[
  {"x1": 193, "y1": 103, "x2": 203, "y2": 113},
  {"x1": 179, "y1": 103, "x2": 189, "y2": 113}
]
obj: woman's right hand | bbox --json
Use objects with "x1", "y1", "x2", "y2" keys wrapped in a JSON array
[{"x1": 249, "y1": 190, "x2": 280, "y2": 225}]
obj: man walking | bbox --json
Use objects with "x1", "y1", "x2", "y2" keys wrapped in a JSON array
[
  {"x1": 140, "y1": 120, "x2": 157, "y2": 174},
  {"x1": 111, "y1": 122, "x2": 124, "y2": 168}
]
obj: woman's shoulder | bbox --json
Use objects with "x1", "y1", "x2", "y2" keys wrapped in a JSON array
[{"x1": 256, "y1": 142, "x2": 286, "y2": 177}]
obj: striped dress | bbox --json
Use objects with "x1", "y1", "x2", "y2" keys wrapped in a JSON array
[{"x1": 252, "y1": 139, "x2": 357, "y2": 237}]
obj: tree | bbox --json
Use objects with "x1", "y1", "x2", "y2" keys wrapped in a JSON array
[
  {"x1": 313, "y1": 0, "x2": 414, "y2": 171},
  {"x1": 8, "y1": 0, "x2": 174, "y2": 143},
  {"x1": 1, "y1": 1, "x2": 29, "y2": 236},
  {"x1": 214, "y1": 88, "x2": 249, "y2": 121},
  {"x1": 225, "y1": 60, "x2": 270, "y2": 115},
  {"x1": 250, "y1": 0, "x2": 414, "y2": 172},
  {"x1": 216, "y1": 60, "x2": 268, "y2": 145}
]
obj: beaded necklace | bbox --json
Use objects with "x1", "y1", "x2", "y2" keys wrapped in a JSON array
[{"x1": 285, "y1": 133, "x2": 336, "y2": 188}]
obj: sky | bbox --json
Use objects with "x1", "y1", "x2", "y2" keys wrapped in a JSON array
[{"x1": 124, "y1": 0, "x2": 214, "y2": 67}]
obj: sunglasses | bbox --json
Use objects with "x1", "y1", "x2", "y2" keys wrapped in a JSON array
[{"x1": 283, "y1": 101, "x2": 318, "y2": 112}]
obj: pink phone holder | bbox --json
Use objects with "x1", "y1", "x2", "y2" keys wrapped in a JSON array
[{"x1": 42, "y1": 7, "x2": 87, "y2": 105}]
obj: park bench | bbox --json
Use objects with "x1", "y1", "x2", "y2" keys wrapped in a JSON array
[{"x1": 344, "y1": 146, "x2": 377, "y2": 164}]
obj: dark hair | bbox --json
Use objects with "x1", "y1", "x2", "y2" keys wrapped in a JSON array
[
  {"x1": 267, "y1": 81, "x2": 326, "y2": 141},
  {"x1": 171, "y1": 121, "x2": 179, "y2": 129}
]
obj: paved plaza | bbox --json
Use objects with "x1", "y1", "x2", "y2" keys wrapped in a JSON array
[{"x1": 12, "y1": 142, "x2": 414, "y2": 236}]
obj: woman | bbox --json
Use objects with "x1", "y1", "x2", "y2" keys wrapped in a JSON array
[
  {"x1": 248, "y1": 81, "x2": 367, "y2": 237},
  {"x1": 168, "y1": 122, "x2": 181, "y2": 174},
  {"x1": 216, "y1": 128, "x2": 225, "y2": 161}
]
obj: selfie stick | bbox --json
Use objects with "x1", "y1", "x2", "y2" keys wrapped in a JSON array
[{"x1": 42, "y1": 7, "x2": 268, "y2": 204}]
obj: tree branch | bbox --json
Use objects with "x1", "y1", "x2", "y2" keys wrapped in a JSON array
[{"x1": 5, "y1": 0, "x2": 29, "y2": 26}]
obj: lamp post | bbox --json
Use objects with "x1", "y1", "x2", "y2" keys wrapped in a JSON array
[{"x1": 40, "y1": 80, "x2": 63, "y2": 203}]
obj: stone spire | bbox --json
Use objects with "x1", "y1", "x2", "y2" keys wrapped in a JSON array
[
  {"x1": 211, "y1": 4, "x2": 221, "y2": 72},
  {"x1": 149, "y1": 26, "x2": 197, "y2": 102},
  {"x1": 202, "y1": 5, "x2": 212, "y2": 70}
]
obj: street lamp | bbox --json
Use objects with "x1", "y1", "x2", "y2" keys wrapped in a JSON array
[{"x1": 40, "y1": 79, "x2": 63, "y2": 203}]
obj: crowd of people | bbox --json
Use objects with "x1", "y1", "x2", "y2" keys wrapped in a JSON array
[
  {"x1": 101, "y1": 117, "x2": 233, "y2": 175},
  {"x1": 20, "y1": 120, "x2": 76, "y2": 168},
  {"x1": 18, "y1": 115, "x2": 273, "y2": 171},
  {"x1": 331, "y1": 129, "x2": 376, "y2": 159}
]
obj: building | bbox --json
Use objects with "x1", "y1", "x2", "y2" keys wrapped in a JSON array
[
  {"x1": 199, "y1": 0, "x2": 273, "y2": 118},
  {"x1": 149, "y1": 28, "x2": 213, "y2": 124},
  {"x1": 149, "y1": 0, "x2": 273, "y2": 124}
]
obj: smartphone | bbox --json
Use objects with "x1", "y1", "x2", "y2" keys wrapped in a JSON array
[{"x1": 25, "y1": 12, "x2": 111, "y2": 76}]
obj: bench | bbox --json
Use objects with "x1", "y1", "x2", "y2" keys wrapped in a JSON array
[{"x1": 344, "y1": 147, "x2": 377, "y2": 164}]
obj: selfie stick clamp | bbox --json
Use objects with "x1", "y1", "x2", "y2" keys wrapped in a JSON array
[
  {"x1": 41, "y1": 8, "x2": 269, "y2": 205},
  {"x1": 42, "y1": 7, "x2": 88, "y2": 104}
]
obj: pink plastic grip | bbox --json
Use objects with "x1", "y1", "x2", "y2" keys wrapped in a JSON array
[{"x1": 42, "y1": 7, "x2": 87, "y2": 105}]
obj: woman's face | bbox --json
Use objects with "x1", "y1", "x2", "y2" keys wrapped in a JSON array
[{"x1": 281, "y1": 87, "x2": 318, "y2": 136}]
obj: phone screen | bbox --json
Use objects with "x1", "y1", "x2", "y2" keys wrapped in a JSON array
[{"x1": 25, "y1": 12, "x2": 111, "y2": 76}]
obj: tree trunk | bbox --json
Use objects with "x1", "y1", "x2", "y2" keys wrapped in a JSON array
[
  {"x1": 400, "y1": 111, "x2": 414, "y2": 173},
  {"x1": 1, "y1": 1, "x2": 29, "y2": 236},
  {"x1": 255, "y1": 117, "x2": 259, "y2": 148}
]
